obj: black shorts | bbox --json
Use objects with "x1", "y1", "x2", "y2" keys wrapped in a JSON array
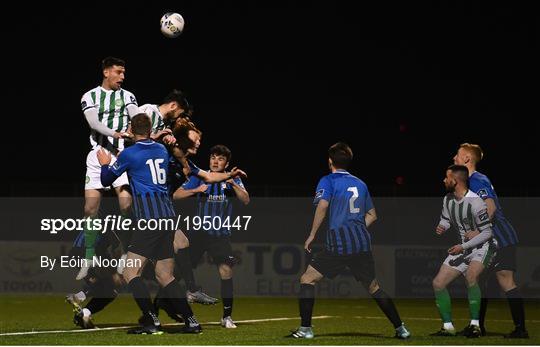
[
  {"x1": 310, "y1": 250, "x2": 376, "y2": 286},
  {"x1": 189, "y1": 232, "x2": 235, "y2": 267},
  {"x1": 128, "y1": 228, "x2": 174, "y2": 261},
  {"x1": 492, "y1": 245, "x2": 517, "y2": 272}
]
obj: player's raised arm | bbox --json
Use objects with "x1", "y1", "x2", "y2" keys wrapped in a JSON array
[
  {"x1": 172, "y1": 175, "x2": 207, "y2": 200},
  {"x1": 196, "y1": 167, "x2": 247, "y2": 184}
]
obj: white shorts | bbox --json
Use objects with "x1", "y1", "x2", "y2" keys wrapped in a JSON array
[
  {"x1": 85, "y1": 147, "x2": 129, "y2": 190},
  {"x1": 443, "y1": 242, "x2": 496, "y2": 274}
]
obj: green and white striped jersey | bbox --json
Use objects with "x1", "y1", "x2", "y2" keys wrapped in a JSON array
[
  {"x1": 81, "y1": 86, "x2": 138, "y2": 150},
  {"x1": 139, "y1": 104, "x2": 166, "y2": 133},
  {"x1": 439, "y1": 190, "x2": 492, "y2": 244}
]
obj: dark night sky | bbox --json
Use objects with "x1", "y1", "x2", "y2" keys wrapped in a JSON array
[{"x1": 4, "y1": 1, "x2": 538, "y2": 196}]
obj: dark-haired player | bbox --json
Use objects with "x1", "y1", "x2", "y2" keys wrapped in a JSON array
[{"x1": 289, "y1": 142, "x2": 410, "y2": 339}]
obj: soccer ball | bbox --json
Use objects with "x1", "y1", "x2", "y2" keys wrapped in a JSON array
[{"x1": 160, "y1": 12, "x2": 185, "y2": 38}]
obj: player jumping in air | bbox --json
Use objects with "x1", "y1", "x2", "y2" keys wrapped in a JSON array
[
  {"x1": 77, "y1": 57, "x2": 139, "y2": 281},
  {"x1": 98, "y1": 113, "x2": 201, "y2": 334}
]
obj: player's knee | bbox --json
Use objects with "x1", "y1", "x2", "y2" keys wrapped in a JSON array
[
  {"x1": 122, "y1": 267, "x2": 137, "y2": 283},
  {"x1": 300, "y1": 273, "x2": 316, "y2": 285},
  {"x1": 219, "y1": 264, "x2": 233, "y2": 279},
  {"x1": 497, "y1": 271, "x2": 516, "y2": 291},
  {"x1": 111, "y1": 273, "x2": 125, "y2": 287},
  {"x1": 174, "y1": 233, "x2": 189, "y2": 250},
  {"x1": 367, "y1": 280, "x2": 380, "y2": 295},
  {"x1": 432, "y1": 277, "x2": 445, "y2": 291},
  {"x1": 464, "y1": 273, "x2": 478, "y2": 287},
  {"x1": 84, "y1": 202, "x2": 99, "y2": 217},
  {"x1": 155, "y1": 272, "x2": 174, "y2": 287}
]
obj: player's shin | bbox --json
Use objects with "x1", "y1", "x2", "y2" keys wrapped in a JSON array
[
  {"x1": 174, "y1": 249, "x2": 197, "y2": 291},
  {"x1": 434, "y1": 288, "x2": 453, "y2": 325},
  {"x1": 162, "y1": 280, "x2": 199, "y2": 326},
  {"x1": 83, "y1": 216, "x2": 100, "y2": 259},
  {"x1": 371, "y1": 288, "x2": 403, "y2": 329},
  {"x1": 127, "y1": 277, "x2": 158, "y2": 319},
  {"x1": 505, "y1": 287, "x2": 526, "y2": 331},
  {"x1": 467, "y1": 283, "x2": 481, "y2": 325},
  {"x1": 221, "y1": 278, "x2": 233, "y2": 318},
  {"x1": 299, "y1": 284, "x2": 315, "y2": 327}
]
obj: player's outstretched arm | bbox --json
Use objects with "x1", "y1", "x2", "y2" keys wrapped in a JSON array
[
  {"x1": 197, "y1": 167, "x2": 248, "y2": 183},
  {"x1": 305, "y1": 199, "x2": 329, "y2": 252},
  {"x1": 172, "y1": 185, "x2": 208, "y2": 200},
  {"x1": 365, "y1": 208, "x2": 377, "y2": 228}
]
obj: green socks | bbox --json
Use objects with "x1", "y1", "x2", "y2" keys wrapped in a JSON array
[
  {"x1": 84, "y1": 217, "x2": 98, "y2": 259},
  {"x1": 468, "y1": 284, "x2": 481, "y2": 320},
  {"x1": 435, "y1": 288, "x2": 452, "y2": 323}
]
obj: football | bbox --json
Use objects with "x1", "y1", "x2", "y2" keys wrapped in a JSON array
[{"x1": 160, "y1": 12, "x2": 184, "y2": 38}]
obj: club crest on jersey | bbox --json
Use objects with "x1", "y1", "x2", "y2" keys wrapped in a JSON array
[
  {"x1": 221, "y1": 182, "x2": 227, "y2": 190},
  {"x1": 115, "y1": 99, "x2": 124, "y2": 107},
  {"x1": 477, "y1": 188, "x2": 488, "y2": 199}
]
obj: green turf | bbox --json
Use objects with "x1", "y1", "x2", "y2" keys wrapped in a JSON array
[{"x1": 0, "y1": 295, "x2": 538, "y2": 345}]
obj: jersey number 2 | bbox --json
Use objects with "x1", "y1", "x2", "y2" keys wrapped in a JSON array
[
  {"x1": 347, "y1": 187, "x2": 360, "y2": 213},
  {"x1": 145, "y1": 159, "x2": 166, "y2": 184}
]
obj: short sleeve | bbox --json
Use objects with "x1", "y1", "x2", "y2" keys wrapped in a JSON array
[
  {"x1": 314, "y1": 176, "x2": 333, "y2": 204},
  {"x1": 233, "y1": 177, "x2": 245, "y2": 189},
  {"x1": 188, "y1": 160, "x2": 201, "y2": 177},
  {"x1": 181, "y1": 175, "x2": 202, "y2": 190},
  {"x1": 470, "y1": 177, "x2": 496, "y2": 200},
  {"x1": 110, "y1": 151, "x2": 130, "y2": 176},
  {"x1": 364, "y1": 186, "x2": 374, "y2": 211},
  {"x1": 124, "y1": 90, "x2": 138, "y2": 107},
  {"x1": 81, "y1": 91, "x2": 96, "y2": 112}
]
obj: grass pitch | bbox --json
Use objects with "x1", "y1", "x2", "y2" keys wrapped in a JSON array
[{"x1": 0, "y1": 295, "x2": 538, "y2": 345}]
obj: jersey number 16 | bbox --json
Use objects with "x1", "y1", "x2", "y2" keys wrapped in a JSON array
[{"x1": 146, "y1": 159, "x2": 166, "y2": 184}]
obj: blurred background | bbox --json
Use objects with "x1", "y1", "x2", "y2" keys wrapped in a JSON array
[{"x1": 4, "y1": 1, "x2": 538, "y2": 197}]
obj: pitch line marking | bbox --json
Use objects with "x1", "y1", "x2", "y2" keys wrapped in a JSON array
[
  {"x1": 355, "y1": 316, "x2": 540, "y2": 323},
  {"x1": 0, "y1": 315, "x2": 335, "y2": 337}
]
